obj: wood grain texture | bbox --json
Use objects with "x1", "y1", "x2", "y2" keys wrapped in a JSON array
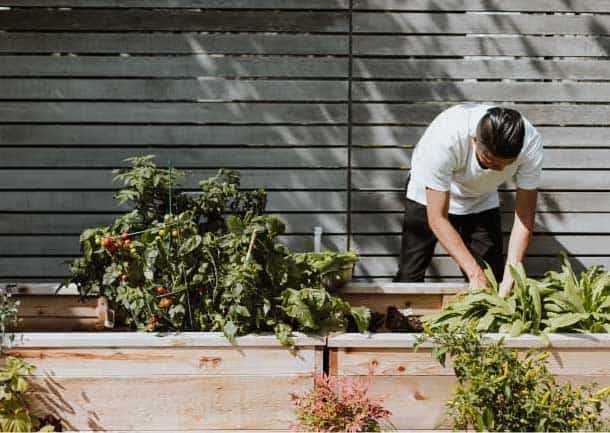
[{"x1": 353, "y1": 0, "x2": 610, "y2": 12}]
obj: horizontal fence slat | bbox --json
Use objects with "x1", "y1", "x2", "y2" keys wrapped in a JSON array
[
  {"x1": 351, "y1": 169, "x2": 610, "y2": 191},
  {"x1": 1, "y1": 191, "x2": 348, "y2": 212},
  {"x1": 0, "y1": 148, "x2": 346, "y2": 168},
  {"x1": 353, "y1": 0, "x2": 610, "y2": 12},
  {"x1": 0, "y1": 213, "x2": 347, "y2": 235},
  {"x1": 353, "y1": 13, "x2": 610, "y2": 35},
  {"x1": 0, "y1": 10, "x2": 348, "y2": 32},
  {"x1": 0, "y1": 56, "x2": 348, "y2": 78},
  {"x1": 0, "y1": 34, "x2": 348, "y2": 55},
  {"x1": 0, "y1": 102, "x2": 347, "y2": 124},
  {"x1": 0, "y1": 79, "x2": 347, "y2": 102},
  {"x1": 352, "y1": 126, "x2": 610, "y2": 147},
  {"x1": 0, "y1": 234, "x2": 347, "y2": 256},
  {"x1": 350, "y1": 234, "x2": 610, "y2": 256},
  {"x1": 0, "y1": 125, "x2": 347, "y2": 146},
  {"x1": 0, "y1": 169, "x2": 346, "y2": 190},
  {"x1": 355, "y1": 256, "x2": 610, "y2": 278},
  {"x1": 351, "y1": 213, "x2": 610, "y2": 234},
  {"x1": 352, "y1": 103, "x2": 610, "y2": 126},
  {"x1": 351, "y1": 148, "x2": 610, "y2": 169},
  {"x1": 354, "y1": 59, "x2": 610, "y2": 80},
  {"x1": 354, "y1": 35, "x2": 610, "y2": 57},
  {"x1": 0, "y1": 0, "x2": 348, "y2": 8},
  {"x1": 351, "y1": 191, "x2": 610, "y2": 213},
  {"x1": 353, "y1": 82, "x2": 610, "y2": 103}
]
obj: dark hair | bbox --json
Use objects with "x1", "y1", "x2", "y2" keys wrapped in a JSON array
[{"x1": 476, "y1": 107, "x2": 525, "y2": 159}]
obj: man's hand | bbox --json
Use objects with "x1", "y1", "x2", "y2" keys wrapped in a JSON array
[
  {"x1": 498, "y1": 279, "x2": 513, "y2": 297},
  {"x1": 468, "y1": 267, "x2": 489, "y2": 290}
]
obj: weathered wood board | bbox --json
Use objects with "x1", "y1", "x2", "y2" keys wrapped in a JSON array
[
  {"x1": 7, "y1": 332, "x2": 325, "y2": 431},
  {"x1": 328, "y1": 333, "x2": 610, "y2": 430}
]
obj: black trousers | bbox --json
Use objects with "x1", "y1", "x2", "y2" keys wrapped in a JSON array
[{"x1": 395, "y1": 196, "x2": 504, "y2": 283}]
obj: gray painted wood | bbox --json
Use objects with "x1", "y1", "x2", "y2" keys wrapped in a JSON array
[
  {"x1": 0, "y1": 148, "x2": 347, "y2": 168},
  {"x1": 0, "y1": 56, "x2": 348, "y2": 77},
  {"x1": 350, "y1": 148, "x2": 610, "y2": 169},
  {"x1": 0, "y1": 125, "x2": 347, "y2": 146},
  {"x1": 0, "y1": 102, "x2": 347, "y2": 124},
  {"x1": 0, "y1": 10, "x2": 349, "y2": 32},
  {"x1": 0, "y1": 0, "x2": 348, "y2": 8},
  {"x1": 354, "y1": 35, "x2": 610, "y2": 57},
  {"x1": 2, "y1": 191, "x2": 348, "y2": 213},
  {"x1": 353, "y1": 0, "x2": 610, "y2": 12},
  {"x1": 0, "y1": 34, "x2": 349, "y2": 55},
  {"x1": 2, "y1": 1, "x2": 610, "y2": 281},
  {"x1": 353, "y1": 13, "x2": 610, "y2": 35},
  {"x1": 0, "y1": 79, "x2": 347, "y2": 102},
  {"x1": 354, "y1": 59, "x2": 610, "y2": 80},
  {"x1": 351, "y1": 169, "x2": 610, "y2": 190}
]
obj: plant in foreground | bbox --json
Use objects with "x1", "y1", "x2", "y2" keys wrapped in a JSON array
[
  {"x1": 0, "y1": 287, "x2": 19, "y2": 350},
  {"x1": 0, "y1": 357, "x2": 57, "y2": 432},
  {"x1": 419, "y1": 323, "x2": 610, "y2": 432},
  {"x1": 291, "y1": 373, "x2": 393, "y2": 432}
]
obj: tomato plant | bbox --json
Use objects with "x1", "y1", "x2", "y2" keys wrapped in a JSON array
[{"x1": 66, "y1": 155, "x2": 369, "y2": 345}]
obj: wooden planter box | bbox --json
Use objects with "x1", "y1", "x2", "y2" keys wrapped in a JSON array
[
  {"x1": 339, "y1": 283, "x2": 466, "y2": 330},
  {"x1": 5, "y1": 283, "x2": 107, "y2": 331},
  {"x1": 7, "y1": 332, "x2": 324, "y2": 431},
  {"x1": 328, "y1": 333, "x2": 610, "y2": 430}
]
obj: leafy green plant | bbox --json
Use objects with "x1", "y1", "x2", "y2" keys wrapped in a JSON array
[
  {"x1": 294, "y1": 251, "x2": 358, "y2": 289},
  {"x1": 0, "y1": 357, "x2": 56, "y2": 432},
  {"x1": 543, "y1": 255, "x2": 610, "y2": 333},
  {"x1": 0, "y1": 287, "x2": 19, "y2": 349},
  {"x1": 290, "y1": 373, "x2": 393, "y2": 432},
  {"x1": 420, "y1": 324, "x2": 610, "y2": 432},
  {"x1": 66, "y1": 155, "x2": 369, "y2": 345},
  {"x1": 424, "y1": 258, "x2": 610, "y2": 336}
]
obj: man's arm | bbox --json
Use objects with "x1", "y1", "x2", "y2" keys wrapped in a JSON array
[
  {"x1": 498, "y1": 188, "x2": 538, "y2": 297},
  {"x1": 425, "y1": 187, "x2": 488, "y2": 289}
]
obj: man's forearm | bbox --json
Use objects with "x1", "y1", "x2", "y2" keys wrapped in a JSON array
[
  {"x1": 503, "y1": 218, "x2": 533, "y2": 278},
  {"x1": 429, "y1": 216, "x2": 482, "y2": 280}
]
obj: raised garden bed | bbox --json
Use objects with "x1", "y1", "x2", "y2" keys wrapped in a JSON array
[
  {"x1": 328, "y1": 333, "x2": 610, "y2": 430},
  {"x1": 6, "y1": 332, "x2": 324, "y2": 431}
]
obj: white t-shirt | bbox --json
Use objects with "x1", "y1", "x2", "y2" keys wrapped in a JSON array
[{"x1": 406, "y1": 103, "x2": 544, "y2": 215}]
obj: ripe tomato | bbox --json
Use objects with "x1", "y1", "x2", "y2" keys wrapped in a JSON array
[
  {"x1": 159, "y1": 298, "x2": 173, "y2": 308},
  {"x1": 121, "y1": 231, "x2": 129, "y2": 240},
  {"x1": 156, "y1": 287, "x2": 168, "y2": 295},
  {"x1": 120, "y1": 274, "x2": 128, "y2": 282},
  {"x1": 101, "y1": 237, "x2": 113, "y2": 248}
]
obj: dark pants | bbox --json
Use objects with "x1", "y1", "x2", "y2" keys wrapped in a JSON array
[{"x1": 395, "y1": 196, "x2": 504, "y2": 283}]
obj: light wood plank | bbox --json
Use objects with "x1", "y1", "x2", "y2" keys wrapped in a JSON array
[
  {"x1": 29, "y1": 375, "x2": 312, "y2": 430},
  {"x1": 354, "y1": 35, "x2": 610, "y2": 57},
  {"x1": 0, "y1": 10, "x2": 348, "y2": 32},
  {"x1": 16, "y1": 295, "x2": 101, "y2": 318},
  {"x1": 354, "y1": 13, "x2": 610, "y2": 35},
  {"x1": 0, "y1": 34, "x2": 349, "y2": 55},
  {"x1": 5, "y1": 347, "x2": 317, "y2": 376},
  {"x1": 339, "y1": 293, "x2": 442, "y2": 316},
  {"x1": 0, "y1": 79, "x2": 347, "y2": 102},
  {"x1": 0, "y1": 102, "x2": 347, "y2": 123},
  {"x1": 341, "y1": 282, "x2": 465, "y2": 295},
  {"x1": 0, "y1": 0, "x2": 348, "y2": 8}
]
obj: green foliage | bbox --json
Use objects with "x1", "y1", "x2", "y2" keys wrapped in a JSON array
[
  {"x1": 420, "y1": 324, "x2": 610, "y2": 432},
  {"x1": 0, "y1": 357, "x2": 55, "y2": 432},
  {"x1": 424, "y1": 257, "x2": 610, "y2": 336},
  {"x1": 293, "y1": 251, "x2": 358, "y2": 290},
  {"x1": 67, "y1": 155, "x2": 369, "y2": 345},
  {"x1": 0, "y1": 288, "x2": 19, "y2": 350}
]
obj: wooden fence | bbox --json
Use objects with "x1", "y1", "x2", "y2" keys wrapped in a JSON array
[{"x1": 1, "y1": 0, "x2": 609, "y2": 282}]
